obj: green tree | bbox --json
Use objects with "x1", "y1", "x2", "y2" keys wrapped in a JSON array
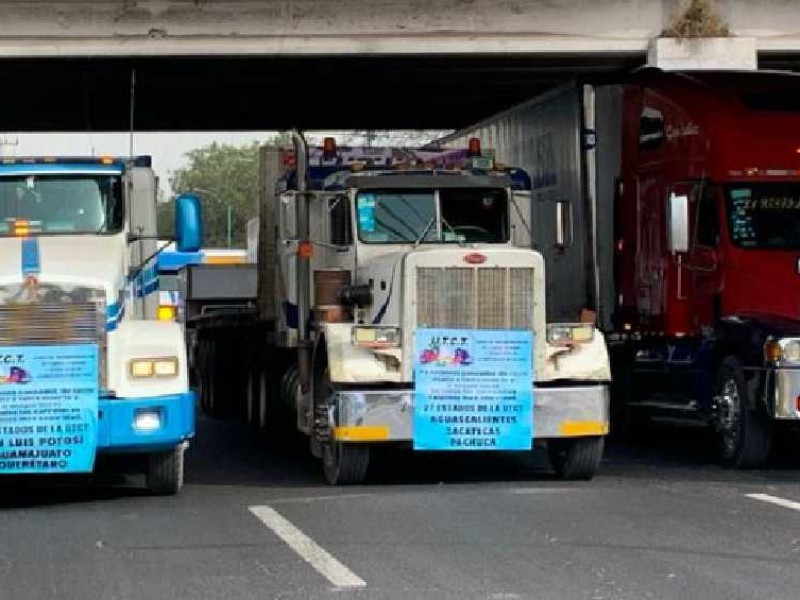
[{"x1": 160, "y1": 138, "x2": 286, "y2": 248}]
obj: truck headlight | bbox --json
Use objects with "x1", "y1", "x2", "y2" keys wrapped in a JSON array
[
  {"x1": 352, "y1": 326, "x2": 401, "y2": 348},
  {"x1": 133, "y1": 408, "x2": 163, "y2": 431},
  {"x1": 129, "y1": 357, "x2": 179, "y2": 379},
  {"x1": 547, "y1": 323, "x2": 595, "y2": 345},
  {"x1": 765, "y1": 339, "x2": 800, "y2": 364}
]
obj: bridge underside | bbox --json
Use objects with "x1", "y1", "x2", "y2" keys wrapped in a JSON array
[
  {"x1": 0, "y1": 0, "x2": 799, "y2": 131},
  {"x1": 2, "y1": 54, "x2": 652, "y2": 132},
  {"x1": 4, "y1": 52, "x2": 799, "y2": 132}
]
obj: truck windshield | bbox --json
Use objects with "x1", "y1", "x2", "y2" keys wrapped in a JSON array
[
  {"x1": 0, "y1": 174, "x2": 123, "y2": 236},
  {"x1": 356, "y1": 188, "x2": 509, "y2": 243},
  {"x1": 727, "y1": 183, "x2": 800, "y2": 249}
]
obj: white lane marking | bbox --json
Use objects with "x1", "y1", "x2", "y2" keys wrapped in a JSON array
[
  {"x1": 270, "y1": 493, "x2": 374, "y2": 505},
  {"x1": 248, "y1": 505, "x2": 366, "y2": 589},
  {"x1": 508, "y1": 487, "x2": 579, "y2": 495},
  {"x1": 746, "y1": 493, "x2": 800, "y2": 512}
]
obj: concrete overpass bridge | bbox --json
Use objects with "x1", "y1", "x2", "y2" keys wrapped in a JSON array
[{"x1": 0, "y1": 0, "x2": 799, "y2": 130}]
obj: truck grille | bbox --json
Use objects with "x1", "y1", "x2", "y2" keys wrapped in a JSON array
[
  {"x1": 416, "y1": 267, "x2": 535, "y2": 330},
  {"x1": 0, "y1": 302, "x2": 107, "y2": 388},
  {"x1": 0, "y1": 303, "x2": 104, "y2": 345}
]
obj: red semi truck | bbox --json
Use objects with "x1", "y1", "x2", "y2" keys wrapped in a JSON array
[{"x1": 441, "y1": 68, "x2": 800, "y2": 467}]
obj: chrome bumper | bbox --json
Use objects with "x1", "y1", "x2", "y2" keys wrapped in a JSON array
[
  {"x1": 332, "y1": 383, "x2": 610, "y2": 442},
  {"x1": 773, "y1": 367, "x2": 800, "y2": 419}
]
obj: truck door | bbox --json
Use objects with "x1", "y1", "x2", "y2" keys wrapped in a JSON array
[{"x1": 689, "y1": 183, "x2": 723, "y2": 329}]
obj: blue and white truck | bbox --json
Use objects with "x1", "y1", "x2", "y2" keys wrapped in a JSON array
[{"x1": 0, "y1": 156, "x2": 201, "y2": 494}]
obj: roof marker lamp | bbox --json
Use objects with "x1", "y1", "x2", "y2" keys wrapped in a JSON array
[
  {"x1": 322, "y1": 137, "x2": 338, "y2": 161},
  {"x1": 468, "y1": 137, "x2": 482, "y2": 157}
]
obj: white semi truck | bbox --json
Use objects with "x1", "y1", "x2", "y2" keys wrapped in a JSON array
[
  {"x1": 191, "y1": 134, "x2": 611, "y2": 484},
  {"x1": 0, "y1": 156, "x2": 200, "y2": 494}
]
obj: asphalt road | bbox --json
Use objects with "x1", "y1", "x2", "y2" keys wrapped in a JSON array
[{"x1": 2, "y1": 417, "x2": 800, "y2": 600}]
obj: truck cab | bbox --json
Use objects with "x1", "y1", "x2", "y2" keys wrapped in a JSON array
[
  {"x1": 614, "y1": 70, "x2": 800, "y2": 466},
  {"x1": 272, "y1": 139, "x2": 611, "y2": 484},
  {"x1": 0, "y1": 157, "x2": 199, "y2": 494}
]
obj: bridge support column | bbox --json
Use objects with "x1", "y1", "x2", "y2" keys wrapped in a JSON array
[{"x1": 647, "y1": 36, "x2": 757, "y2": 70}]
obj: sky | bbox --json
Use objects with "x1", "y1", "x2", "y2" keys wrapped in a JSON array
[
  {"x1": 5, "y1": 130, "x2": 449, "y2": 198},
  {"x1": 5, "y1": 131, "x2": 283, "y2": 197}
]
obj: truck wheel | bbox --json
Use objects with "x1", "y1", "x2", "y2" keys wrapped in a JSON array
[
  {"x1": 312, "y1": 347, "x2": 370, "y2": 485},
  {"x1": 145, "y1": 444, "x2": 185, "y2": 495},
  {"x1": 548, "y1": 436, "x2": 604, "y2": 480},
  {"x1": 712, "y1": 357, "x2": 771, "y2": 469},
  {"x1": 323, "y1": 442, "x2": 370, "y2": 485}
]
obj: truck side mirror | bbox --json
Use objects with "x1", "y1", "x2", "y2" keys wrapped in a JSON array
[
  {"x1": 667, "y1": 192, "x2": 689, "y2": 253},
  {"x1": 175, "y1": 193, "x2": 203, "y2": 253}
]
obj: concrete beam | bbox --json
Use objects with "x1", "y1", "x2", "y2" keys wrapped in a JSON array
[
  {"x1": 648, "y1": 37, "x2": 758, "y2": 70},
  {"x1": 0, "y1": 1, "x2": 793, "y2": 58},
  {"x1": 0, "y1": 0, "x2": 663, "y2": 56}
]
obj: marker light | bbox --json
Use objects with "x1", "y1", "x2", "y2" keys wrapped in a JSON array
[
  {"x1": 157, "y1": 305, "x2": 176, "y2": 321},
  {"x1": 13, "y1": 220, "x2": 30, "y2": 237},
  {"x1": 133, "y1": 409, "x2": 163, "y2": 432},
  {"x1": 322, "y1": 137, "x2": 338, "y2": 160},
  {"x1": 468, "y1": 137, "x2": 482, "y2": 157},
  {"x1": 282, "y1": 150, "x2": 296, "y2": 168},
  {"x1": 765, "y1": 339, "x2": 800, "y2": 364},
  {"x1": 297, "y1": 241, "x2": 314, "y2": 259}
]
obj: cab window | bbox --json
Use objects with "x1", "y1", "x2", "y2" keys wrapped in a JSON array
[{"x1": 695, "y1": 185, "x2": 719, "y2": 247}]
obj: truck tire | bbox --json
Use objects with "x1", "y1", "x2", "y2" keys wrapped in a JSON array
[
  {"x1": 548, "y1": 436, "x2": 604, "y2": 480},
  {"x1": 712, "y1": 357, "x2": 771, "y2": 469},
  {"x1": 323, "y1": 442, "x2": 370, "y2": 485},
  {"x1": 312, "y1": 345, "x2": 370, "y2": 485},
  {"x1": 145, "y1": 444, "x2": 185, "y2": 496}
]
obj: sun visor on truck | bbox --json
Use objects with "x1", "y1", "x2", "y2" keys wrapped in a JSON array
[{"x1": 343, "y1": 173, "x2": 516, "y2": 190}]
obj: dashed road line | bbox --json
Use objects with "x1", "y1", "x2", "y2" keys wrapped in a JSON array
[
  {"x1": 248, "y1": 505, "x2": 366, "y2": 589},
  {"x1": 746, "y1": 493, "x2": 800, "y2": 512}
]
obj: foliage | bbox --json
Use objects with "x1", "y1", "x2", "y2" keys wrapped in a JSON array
[
  {"x1": 662, "y1": 0, "x2": 730, "y2": 39},
  {"x1": 157, "y1": 131, "x2": 448, "y2": 247},
  {"x1": 159, "y1": 136, "x2": 288, "y2": 248}
]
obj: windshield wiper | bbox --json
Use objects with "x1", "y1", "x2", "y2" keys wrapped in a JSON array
[
  {"x1": 440, "y1": 216, "x2": 463, "y2": 243},
  {"x1": 414, "y1": 216, "x2": 437, "y2": 247}
]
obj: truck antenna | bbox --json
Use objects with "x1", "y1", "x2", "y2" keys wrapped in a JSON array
[{"x1": 128, "y1": 67, "x2": 136, "y2": 157}]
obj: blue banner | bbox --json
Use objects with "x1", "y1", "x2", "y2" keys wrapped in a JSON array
[
  {"x1": 414, "y1": 328, "x2": 533, "y2": 451},
  {"x1": 0, "y1": 344, "x2": 98, "y2": 474}
]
